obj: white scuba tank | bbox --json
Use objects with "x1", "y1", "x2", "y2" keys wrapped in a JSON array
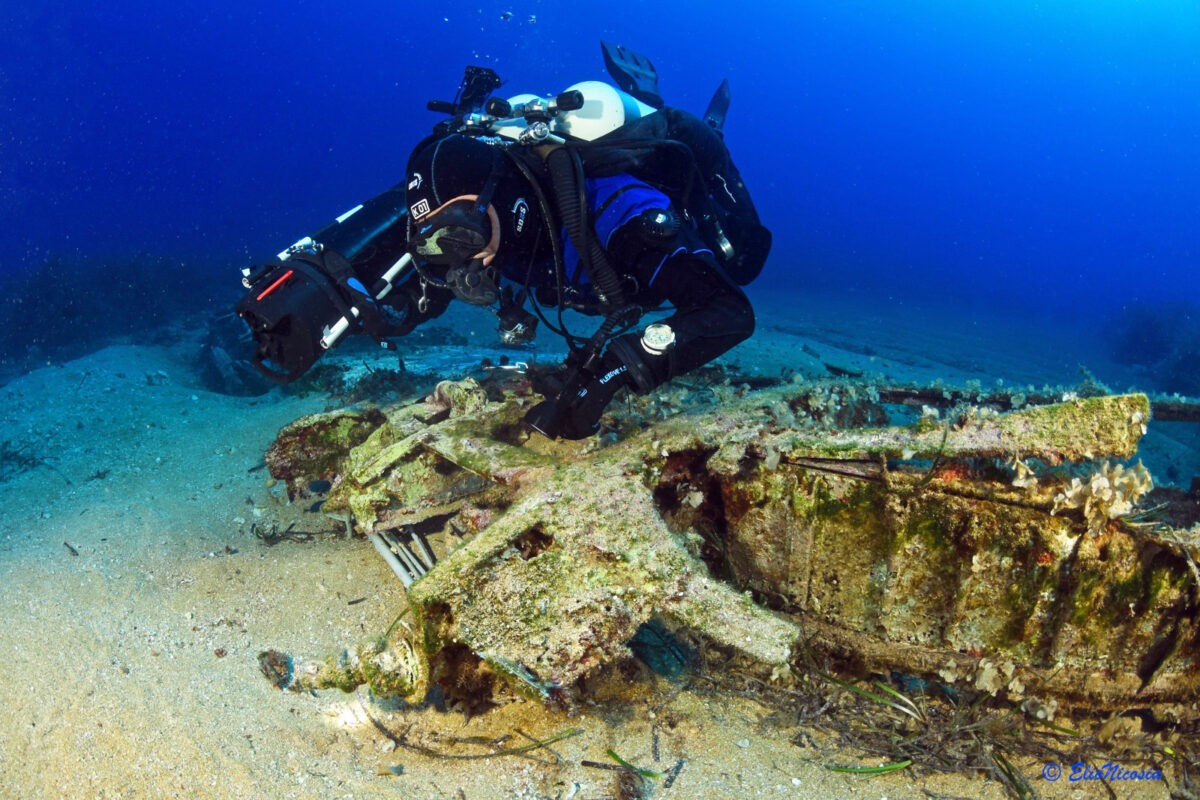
[
  {"x1": 490, "y1": 81, "x2": 658, "y2": 143},
  {"x1": 552, "y1": 81, "x2": 658, "y2": 141}
]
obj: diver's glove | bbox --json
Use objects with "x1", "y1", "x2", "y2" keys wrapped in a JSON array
[
  {"x1": 559, "y1": 354, "x2": 632, "y2": 439},
  {"x1": 495, "y1": 287, "x2": 538, "y2": 345},
  {"x1": 525, "y1": 351, "x2": 632, "y2": 440}
]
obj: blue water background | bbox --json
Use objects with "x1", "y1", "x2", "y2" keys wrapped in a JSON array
[{"x1": 1, "y1": 1, "x2": 1197, "y2": 387}]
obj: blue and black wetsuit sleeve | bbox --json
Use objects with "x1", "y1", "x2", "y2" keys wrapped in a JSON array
[{"x1": 598, "y1": 178, "x2": 754, "y2": 391}]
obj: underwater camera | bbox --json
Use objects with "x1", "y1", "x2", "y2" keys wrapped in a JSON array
[
  {"x1": 235, "y1": 67, "x2": 512, "y2": 385},
  {"x1": 235, "y1": 186, "x2": 412, "y2": 383}
]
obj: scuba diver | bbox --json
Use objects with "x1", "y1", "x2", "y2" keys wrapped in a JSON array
[{"x1": 235, "y1": 42, "x2": 771, "y2": 440}]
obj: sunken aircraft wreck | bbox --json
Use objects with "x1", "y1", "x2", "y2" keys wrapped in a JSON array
[{"x1": 257, "y1": 372, "x2": 1199, "y2": 719}]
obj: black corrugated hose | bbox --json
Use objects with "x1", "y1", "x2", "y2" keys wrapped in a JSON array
[{"x1": 545, "y1": 146, "x2": 639, "y2": 372}]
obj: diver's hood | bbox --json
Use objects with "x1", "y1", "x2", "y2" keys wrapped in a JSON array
[{"x1": 405, "y1": 134, "x2": 541, "y2": 270}]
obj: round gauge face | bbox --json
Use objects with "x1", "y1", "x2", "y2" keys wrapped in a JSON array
[{"x1": 642, "y1": 323, "x2": 676, "y2": 353}]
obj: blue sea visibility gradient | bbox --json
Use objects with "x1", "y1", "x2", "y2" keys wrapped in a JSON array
[{"x1": 0, "y1": 1, "x2": 1197, "y2": 364}]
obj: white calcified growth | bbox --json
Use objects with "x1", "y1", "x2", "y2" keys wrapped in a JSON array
[
  {"x1": 1051, "y1": 460, "x2": 1154, "y2": 535},
  {"x1": 1010, "y1": 456, "x2": 1039, "y2": 489}
]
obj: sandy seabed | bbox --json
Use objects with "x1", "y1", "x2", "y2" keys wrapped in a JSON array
[{"x1": 0, "y1": 294, "x2": 1189, "y2": 799}]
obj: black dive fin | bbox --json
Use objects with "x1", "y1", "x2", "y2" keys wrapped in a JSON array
[
  {"x1": 601, "y1": 40, "x2": 663, "y2": 109},
  {"x1": 704, "y1": 79, "x2": 731, "y2": 132}
]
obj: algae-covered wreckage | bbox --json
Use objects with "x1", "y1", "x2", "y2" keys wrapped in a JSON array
[{"x1": 258, "y1": 374, "x2": 1200, "y2": 722}]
